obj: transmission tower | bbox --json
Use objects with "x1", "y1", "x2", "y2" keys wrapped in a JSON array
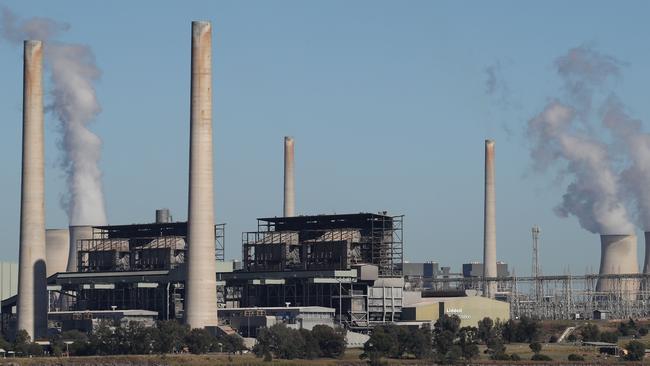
[{"x1": 532, "y1": 225, "x2": 541, "y2": 301}]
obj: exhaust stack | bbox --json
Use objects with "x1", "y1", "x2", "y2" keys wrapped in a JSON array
[
  {"x1": 17, "y1": 40, "x2": 48, "y2": 339},
  {"x1": 185, "y1": 20, "x2": 218, "y2": 328},
  {"x1": 483, "y1": 139, "x2": 497, "y2": 298},
  {"x1": 46, "y1": 229, "x2": 69, "y2": 276},
  {"x1": 283, "y1": 136, "x2": 295, "y2": 217},
  {"x1": 597, "y1": 234, "x2": 639, "y2": 297}
]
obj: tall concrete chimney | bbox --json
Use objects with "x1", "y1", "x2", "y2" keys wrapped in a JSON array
[
  {"x1": 17, "y1": 40, "x2": 48, "y2": 339},
  {"x1": 46, "y1": 229, "x2": 69, "y2": 277},
  {"x1": 185, "y1": 20, "x2": 218, "y2": 328},
  {"x1": 597, "y1": 234, "x2": 639, "y2": 298},
  {"x1": 483, "y1": 139, "x2": 497, "y2": 298},
  {"x1": 67, "y1": 225, "x2": 93, "y2": 272},
  {"x1": 643, "y1": 232, "x2": 650, "y2": 274},
  {"x1": 283, "y1": 136, "x2": 295, "y2": 217}
]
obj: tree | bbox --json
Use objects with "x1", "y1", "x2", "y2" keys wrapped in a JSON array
[
  {"x1": 567, "y1": 333, "x2": 577, "y2": 342},
  {"x1": 13, "y1": 330, "x2": 41, "y2": 357},
  {"x1": 517, "y1": 316, "x2": 541, "y2": 342},
  {"x1": 253, "y1": 323, "x2": 305, "y2": 360},
  {"x1": 529, "y1": 342, "x2": 542, "y2": 354},
  {"x1": 477, "y1": 317, "x2": 494, "y2": 344},
  {"x1": 153, "y1": 320, "x2": 189, "y2": 354},
  {"x1": 406, "y1": 327, "x2": 433, "y2": 359},
  {"x1": 60, "y1": 330, "x2": 90, "y2": 356},
  {"x1": 124, "y1": 321, "x2": 155, "y2": 354},
  {"x1": 619, "y1": 319, "x2": 639, "y2": 337},
  {"x1": 624, "y1": 340, "x2": 646, "y2": 361},
  {"x1": 220, "y1": 334, "x2": 247, "y2": 354},
  {"x1": 362, "y1": 326, "x2": 395, "y2": 361},
  {"x1": 298, "y1": 329, "x2": 319, "y2": 359},
  {"x1": 580, "y1": 323, "x2": 600, "y2": 342},
  {"x1": 311, "y1": 325, "x2": 346, "y2": 358},
  {"x1": 185, "y1": 328, "x2": 215, "y2": 354}
]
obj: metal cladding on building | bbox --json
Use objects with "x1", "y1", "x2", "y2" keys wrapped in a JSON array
[
  {"x1": 17, "y1": 40, "x2": 48, "y2": 339},
  {"x1": 596, "y1": 234, "x2": 639, "y2": 294},
  {"x1": 46, "y1": 229, "x2": 69, "y2": 277},
  {"x1": 67, "y1": 226, "x2": 93, "y2": 272},
  {"x1": 185, "y1": 20, "x2": 218, "y2": 328},
  {"x1": 283, "y1": 136, "x2": 295, "y2": 217},
  {"x1": 643, "y1": 232, "x2": 650, "y2": 274},
  {"x1": 483, "y1": 139, "x2": 497, "y2": 298}
]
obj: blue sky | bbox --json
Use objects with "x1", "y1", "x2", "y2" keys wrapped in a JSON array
[{"x1": 1, "y1": 0, "x2": 650, "y2": 275}]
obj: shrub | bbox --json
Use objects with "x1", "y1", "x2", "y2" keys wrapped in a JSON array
[
  {"x1": 624, "y1": 340, "x2": 646, "y2": 361},
  {"x1": 531, "y1": 353, "x2": 552, "y2": 361},
  {"x1": 529, "y1": 342, "x2": 542, "y2": 354},
  {"x1": 580, "y1": 323, "x2": 600, "y2": 342},
  {"x1": 600, "y1": 331, "x2": 619, "y2": 343},
  {"x1": 510, "y1": 353, "x2": 521, "y2": 361},
  {"x1": 185, "y1": 328, "x2": 215, "y2": 354},
  {"x1": 568, "y1": 353, "x2": 585, "y2": 361},
  {"x1": 567, "y1": 333, "x2": 577, "y2": 342}
]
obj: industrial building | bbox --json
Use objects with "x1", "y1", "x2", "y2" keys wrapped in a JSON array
[
  {"x1": 402, "y1": 294, "x2": 510, "y2": 327},
  {"x1": 1, "y1": 211, "x2": 225, "y2": 335},
  {"x1": 0, "y1": 262, "x2": 18, "y2": 304},
  {"x1": 221, "y1": 213, "x2": 405, "y2": 331}
]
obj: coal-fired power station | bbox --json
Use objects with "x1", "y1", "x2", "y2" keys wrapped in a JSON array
[
  {"x1": 17, "y1": 40, "x2": 48, "y2": 339},
  {"x1": 185, "y1": 20, "x2": 218, "y2": 328},
  {"x1": 483, "y1": 139, "x2": 497, "y2": 298},
  {"x1": 283, "y1": 136, "x2": 295, "y2": 217}
]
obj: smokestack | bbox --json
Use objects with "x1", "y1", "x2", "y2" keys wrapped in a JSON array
[
  {"x1": 597, "y1": 234, "x2": 639, "y2": 297},
  {"x1": 483, "y1": 139, "x2": 497, "y2": 298},
  {"x1": 46, "y1": 229, "x2": 69, "y2": 276},
  {"x1": 643, "y1": 231, "x2": 650, "y2": 274},
  {"x1": 67, "y1": 225, "x2": 93, "y2": 272},
  {"x1": 185, "y1": 20, "x2": 218, "y2": 328},
  {"x1": 17, "y1": 40, "x2": 48, "y2": 339},
  {"x1": 283, "y1": 136, "x2": 295, "y2": 217},
  {"x1": 156, "y1": 208, "x2": 171, "y2": 224}
]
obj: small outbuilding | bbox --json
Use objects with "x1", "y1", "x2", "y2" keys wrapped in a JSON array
[{"x1": 593, "y1": 309, "x2": 610, "y2": 320}]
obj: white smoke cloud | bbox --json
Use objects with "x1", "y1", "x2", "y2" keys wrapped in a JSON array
[
  {"x1": 527, "y1": 46, "x2": 634, "y2": 235},
  {"x1": 1, "y1": 7, "x2": 107, "y2": 225}
]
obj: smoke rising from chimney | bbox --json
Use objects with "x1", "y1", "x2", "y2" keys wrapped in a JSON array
[
  {"x1": 527, "y1": 46, "x2": 634, "y2": 235},
  {"x1": 1, "y1": 7, "x2": 107, "y2": 226}
]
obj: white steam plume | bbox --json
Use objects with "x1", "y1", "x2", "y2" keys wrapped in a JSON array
[
  {"x1": 527, "y1": 46, "x2": 634, "y2": 235},
  {"x1": 1, "y1": 7, "x2": 107, "y2": 225}
]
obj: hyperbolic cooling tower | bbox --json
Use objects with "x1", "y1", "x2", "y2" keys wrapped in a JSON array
[
  {"x1": 17, "y1": 40, "x2": 48, "y2": 339},
  {"x1": 596, "y1": 234, "x2": 639, "y2": 296},
  {"x1": 185, "y1": 20, "x2": 218, "y2": 328},
  {"x1": 67, "y1": 226, "x2": 93, "y2": 272},
  {"x1": 46, "y1": 229, "x2": 70, "y2": 276},
  {"x1": 483, "y1": 139, "x2": 497, "y2": 298},
  {"x1": 283, "y1": 136, "x2": 295, "y2": 217}
]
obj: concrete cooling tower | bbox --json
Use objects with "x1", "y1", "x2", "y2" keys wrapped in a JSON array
[
  {"x1": 67, "y1": 226, "x2": 93, "y2": 272},
  {"x1": 596, "y1": 234, "x2": 639, "y2": 298},
  {"x1": 17, "y1": 40, "x2": 48, "y2": 339},
  {"x1": 46, "y1": 229, "x2": 69, "y2": 276},
  {"x1": 643, "y1": 232, "x2": 650, "y2": 275}
]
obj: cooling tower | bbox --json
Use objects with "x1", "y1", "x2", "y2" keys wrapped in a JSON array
[
  {"x1": 46, "y1": 229, "x2": 69, "y2": 276},
  {"x1": 185, "y1": 20, "x2": 218, "y2": 328},
  {"x1": 483, "y1": 140, "x2": 497, "y2": 298},
  {"x1": 283, "y1": 136, "x2": 295, "y2": 217},
  {"x1": 596, "y1": 234, "x2": 639, "y2": 297},
  {"x1": 17, "y1": 40, "x2": 48, "y2": 339},
  {"x1": 67, "y1": 226, "x2": 93, "y2": 272},
  {"x1": 156, "y1": 208, "x2": 171, "y2": 223}
]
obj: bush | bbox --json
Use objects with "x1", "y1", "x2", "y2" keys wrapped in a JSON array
[
  {"x1": 510, "y1": 353, "x2": 521, "y2": 361},
  {"x1": 567, "y1": 333, "x2": 577, "y2": 342},
  {"x1": 568, "y1": 353, "x2": 585, "y2": 361},
  {"x1": 549, "y1": 335, "x2": 558, "y2": 343},
  {"x1": 311, "y1": 324, "x2": 346, "y2": 358},
  {"x1": 153, "y1": 320, "x2": 189, "y2": 354},
  {"x1": 185, "y1": 328, "x2": 215, "y2": 354},
  {"x1": 640, "y1": 327, "x2": 649, "y2": 336},
  {"x1": 531, "y1": 353, "x2": 552, "y2": 361},
  {"x1": 529, "y1": 342, "x2": 542, "y2": 354},
  {"x1": 600, "y1": 331, "x2": 619, "y2": 343},
  {"x1": 580, "y1": 323, "x2": 600, "y2": 342},
  {"x1": 624, "y1": 340, "x2": 646, "y2": 361}
]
